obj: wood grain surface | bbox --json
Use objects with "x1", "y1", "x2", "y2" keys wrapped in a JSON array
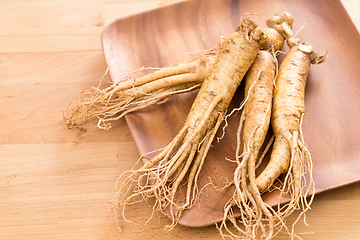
[{"x1": 1, "y1": 0, "x2": 360, "y2": 239}]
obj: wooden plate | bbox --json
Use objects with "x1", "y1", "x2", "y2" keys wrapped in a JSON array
[{"x1": 101, "y1": 0, "x2": 360, "y2": 227}]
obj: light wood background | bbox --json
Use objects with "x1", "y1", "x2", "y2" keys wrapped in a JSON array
[{"x1": 1, "y1": 0, "x2": 360, "y2": 239}]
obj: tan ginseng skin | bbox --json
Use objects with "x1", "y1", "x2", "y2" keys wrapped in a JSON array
[{"x1": 185, "y1": 21, "x2": 261, "y2": 131}]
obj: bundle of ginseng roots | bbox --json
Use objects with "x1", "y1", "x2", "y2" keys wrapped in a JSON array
[{"x1": 65, "y1": 11, "x2": 326, "y2": 240}]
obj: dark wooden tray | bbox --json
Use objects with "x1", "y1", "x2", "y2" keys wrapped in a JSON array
[{"x1": 102, "y1": 0, "x2": 360, "y2": 227}]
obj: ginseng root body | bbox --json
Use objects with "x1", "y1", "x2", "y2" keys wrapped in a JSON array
[
  {"x1": 220, "y1": 50, "x2": 276, "y2": 240},
  {"x1": 114, "y1": 17, "x2": 263, "y2": 229}
]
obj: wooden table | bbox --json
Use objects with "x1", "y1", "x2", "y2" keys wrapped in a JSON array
[{"x1": 1, "y1": 1, "x2": 360, "y2": 239}]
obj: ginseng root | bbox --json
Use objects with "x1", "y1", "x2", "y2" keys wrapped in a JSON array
[
  {"x1": 113, "y1": 17, "x2": 263, "y2": 230},
  {"x1": 219, "y1": 50, "x2": 276, "y2": 240},
  {"x1": 65, "y1": 54, "x2": 216, "y2": 131},
  {"x1": 255, "y1": 37, "x2": 326, "y2": 238}
]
